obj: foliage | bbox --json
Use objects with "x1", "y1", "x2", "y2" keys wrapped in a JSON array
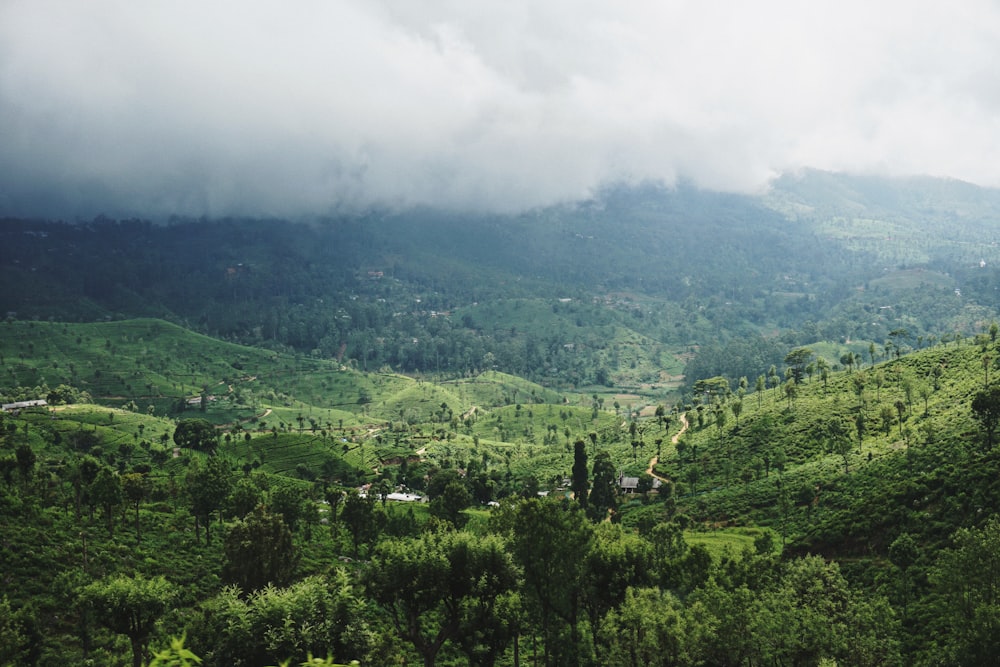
[
  {"x1": 222, "y1": 506, "x2": 298, "y2": 593},
  {"x1": 79, "y1": 574, "x2": 175, "y2": 667},
  {"x1": 971, "y1": 384, "x2": 1000, "y2": 450},
  {"x1": 149, "y1": 634, "x2": 202, "y2": 667},
  {"x1": 364, "y1": 530, "x2": 517, "y2": 667},
  {"x1": 182, "y1": 573, "x2": 371, "y2": 667},
  {"x1": 174, "y1": 419, "x2": 218, "y2": 452}
]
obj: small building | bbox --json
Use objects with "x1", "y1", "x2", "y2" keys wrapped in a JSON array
[
  {"x1": 1, "y1": 399, "x2": 48, "y2": 412},
  {"x1": 619, "y1": 474, "x2": 640, "y2": 493},
  {"x1": 386, "y1": 492, "x2": 425, "y2": 503}
]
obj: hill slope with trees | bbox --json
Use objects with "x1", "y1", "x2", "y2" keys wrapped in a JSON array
[{"x1": 2, "y1": 318, "x2": 1000, "y2": 664}]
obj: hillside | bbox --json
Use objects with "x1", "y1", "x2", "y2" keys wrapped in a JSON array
[
  {"x1": 7, "y1": 172, "x2": 1000, "y2": 398},
  {"x1": 6, "y1": 174, "x2": 1000, "y2": 663},
  {"x1": 2, "y1": 318, "x2": 1000, "y2": 663}
]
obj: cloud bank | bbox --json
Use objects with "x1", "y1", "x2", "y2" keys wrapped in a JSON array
[{"x1": 2, "y1": 0, "x2": 1000, "y2": 218}]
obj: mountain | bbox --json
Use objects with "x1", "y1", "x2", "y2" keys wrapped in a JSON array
[{"x1": 3, "y1": 170, "x2": 1000, "y2": 394}]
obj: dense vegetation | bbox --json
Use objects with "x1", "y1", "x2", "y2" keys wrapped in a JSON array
[
  {"x1": 2, "y1": 316, "x2": 1000, "y2": 665},
  {"x1": 7, "y1": 171, "x2": 1000, "y2": 396},
  {"x1": 6, "y1": 172, "x2": 1000, "y2": 665}
]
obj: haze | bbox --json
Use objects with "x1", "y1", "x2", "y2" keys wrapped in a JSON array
[{"x1": 2, "y1": 0, "x2": 1000, "y2": 219}]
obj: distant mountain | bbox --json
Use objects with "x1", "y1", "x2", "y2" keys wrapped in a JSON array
[{"x1": 3, "y1": 171, "x2": 1000, "y2": 388}]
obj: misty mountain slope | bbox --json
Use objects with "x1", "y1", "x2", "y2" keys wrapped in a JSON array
[
  {"x1": 3, "y1": 172, "x2": 1000, "y2": 389},
  {"x1": 368, "y1": 182, "x2": 865, "y2": 300},
  {"x1": 765, "y1": 170, "x2": 1000, "y2": 266}
]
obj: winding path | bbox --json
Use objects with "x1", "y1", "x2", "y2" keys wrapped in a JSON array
[{"x1": 645, "y1": 413, "x2": 689, "y2": 483}]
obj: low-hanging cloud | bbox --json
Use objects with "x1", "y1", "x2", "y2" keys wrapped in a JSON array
[{"x1": 2, "y1": 0, "x2": 1000, "y2": 219}]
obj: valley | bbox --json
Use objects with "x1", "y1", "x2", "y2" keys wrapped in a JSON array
[{"x1": 4, "y1": 173, "x2": 1000, "y2": 665}]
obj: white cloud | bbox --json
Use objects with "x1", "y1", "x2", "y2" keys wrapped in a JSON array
[{"x1": 2, "y1": 0, "x2": 1000, "y2": 218}]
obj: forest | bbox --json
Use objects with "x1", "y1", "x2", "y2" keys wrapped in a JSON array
[{"x1": 4, "y1": 172, "x2": 1000, "y2": 665}]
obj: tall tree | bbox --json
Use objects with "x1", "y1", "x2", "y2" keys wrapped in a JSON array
[
  {"x1": 930, "y1": 517, "x2": 1000, "y2": 664},
  {"x1": 222, "y1": 505, "x2": 297, "y2": 593},
  {"x1": 185, "y1": 456, "x2": 233, "y2": 544},
  {"x1": 366, "y1": 531, "x2": 517, "y2": 667},
  {"x1": 783, "y1": 347, "x2": 814, "y2": 383},
  {"x1": 341, "y1": 489, "x2": 377, "y2": 557},
  {"x1": 889, "y1": 532, "x2": 919, "y2": 620},
  {"x1": 571, "y1": 440, "x2": 589, "y2": 509},
  {"x1": 588, "y1": 451, "x2": 618, "y2": 522},
  {"x1": 13, "y1": 443, "x2": 35, "y2": 490},
  {"x1": 90, "y1": 466, "x2": 123, "y2": 537},
  {"x1": 429, "y1": 480, "x2": 471, "y2": 528},
  {"x1": 269, "y1": 483, "x2": 306, "y2": 532},
  {"x1": 122, "y1": 472, "x2": 148, "y2": 544},
  {"x1": 971, "y1": 385, "x2": 1000, "y2": 450},
  {"x1": 816, "y1": 357, "x2": 830, "y2": 391},
  {"x1": 583, "y1": 523, "x2": 655, "y2": 661},
  {"x1": 509, "y1": 499, "x2": 593, "y2": 666}
]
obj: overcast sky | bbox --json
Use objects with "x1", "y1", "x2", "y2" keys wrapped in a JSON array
[{"x1": 2, "y1": 1, "x2": 1000, "y2": 219}]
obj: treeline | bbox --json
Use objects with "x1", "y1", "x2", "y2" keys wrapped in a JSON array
[
  {"x1": 0, "y1": 433, "x2": 904, "y2": 667},
  {"x1": 0, "y1": 181, "x2": 887, "y2": 389}
]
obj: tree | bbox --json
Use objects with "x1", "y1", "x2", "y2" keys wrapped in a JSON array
[
  {"x1": 714, "y1": 405, "x2": 728, "y2": 432},
  {"x1": 931, "y1": 363, "x2": 944, "y2": 390},
  {"x1": 341, "y1": 490, "x2": 377, "y2": 557},
  {"x1": 894, "y1": 399, "x2": 907, "y2": 434},
  {"x1": 783, "y1": 347, "x2": 814, "y2": 383},
  {"x1": 930, "y1": 517, "x2": 1000, "y2": 664},
  {"x1": 185, "y1": 456, "x2": 233, "y2": 544},
  {"x1": 873, "y1": 369, "x2": 885, "y2": 401},
  {"x1": 269, "y1": 483, "x2": 306, "y2": 532},
  {"x1": 366, "y1": 531, "x2": 517, "y2": 667},
  {"x1": 851, "y1": 371, "x2": 867, "y2": 408},
  {"x1": 0, "y1": 595, "x2": 29, "y2": 665},
  {"x1": 816, "y1": 357, "x2": 830, "y2": 391},
  {"x1": 426, "y1": 468, "x2": 462, "y2": 500},
  {"x1": 827, "y1": 419, "x2": 853, "y2": 474},
  {"x1": 783, "y1": 379, "x2": 797, "y2": 407},
  {"x1": 888, "y1": 328, "x2": 910, "y2": 357},
  {"x1": 583, "y1": 524, "x2": 655, "y2": 660},
  {"x1": 13, "y1": 443, "x2": 35, "y2": 490},
  {"x1": 768, "y1": 365, "x2": 780, "y2": 398},
  {"x1": 855, "y1": 412, "x2": 865, "y2": 453},
  {"x1": 90, "y1": 466, "x2": 123, "y2": 537},
  {"x1": 122, "y1": 472, "x2": 149, "y2": 544},
  {"x1": 750, "y1": 555, "x2": 899, "y2": 666},
  {"x1": 228, "y1": 476, "x2": 263, "y2": 519},
  {"x1": 588, "y1": 451, "x2": 618, "y2": 522},
  {"x1": 880, "y1": 404, "x2": 895, "y2": 436},
  {"x1": 840, "y1": 351, "x2": 855, "y2": 372},
  {"x1": 889, "y1": 532, "x2": 919, "y2": 620},
  {"x1": 184, "y1": 573, "x2": 371, "y2": 666},
  {"x1": 429, "y1": 480, "x2": 471, "y2": 528},
  {"x1": 731, "y1": 398, "x2": 743, "y2": 428},
  {"x1": 80, "y1": 574, "x2": 175, "y2": 667},
  {"x1": 509, "y1": 500, "x2": 593, "y2": 666},
  {"x1": 222, "y1": 506, "x2": 298, "y2": 592},
  {"x1": 173, "y1": 419, "x2": 218, "y2": 452},
  {"x1": 971, "y1": 385, "x2": 1000, "y2": 450},
  {"x1": 571, "y1": 440, "x2": 589, "y2": 509},
  {"x1": 918, "y1": 382, "x2": 932, "y2": 416}
]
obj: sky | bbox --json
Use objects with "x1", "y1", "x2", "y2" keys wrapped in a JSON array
[{"x1": 2, "y1": 0, "x2": 1000, "y2": 219}]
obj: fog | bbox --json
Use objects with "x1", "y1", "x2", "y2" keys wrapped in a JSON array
[{"x1": 2, "y1": 1, "x2": 1000, "y2": 218}]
